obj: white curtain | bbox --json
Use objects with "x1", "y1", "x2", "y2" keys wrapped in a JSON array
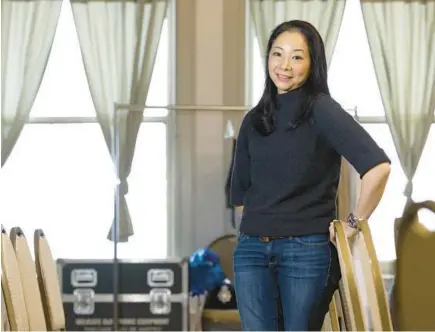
[
  {"x1": 250, "y1": 0, "x2": 346, "y2": 65},
  {"x1": 1, "y1": 0, "x2": 62, "y2": 166},
  {"x1": 361, "y1": 0, "x2": 435, "y2": 201},
  {"x1": 71, "y1": 0, "x2": 168, "y2": 242}
]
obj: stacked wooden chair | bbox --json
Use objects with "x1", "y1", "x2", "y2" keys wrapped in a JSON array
[
  {"x1": 1, "y1": 225, "x2": 29, "y2": 331},
  {"x1": 333, "y1": 221, "x2": 367, "y2": 331},
  {"x1": 329, "y1": 218, "x2": 395, "y2": 331},
  {"x1": 393, "y1": 200, "x2": 435, "y2": 331},
  {"x1": 9, "y1": 227, "x2": 47, "y2": 331},
  {"x1": 1, "y1": 225, "x2": 65, "y2": 331}
]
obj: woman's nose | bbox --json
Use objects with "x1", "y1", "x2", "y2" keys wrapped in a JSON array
[{"x1": 279, "y1": 57, "x2": 291, "y2": 71}]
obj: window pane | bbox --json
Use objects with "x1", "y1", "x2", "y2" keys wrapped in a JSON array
[
  {"x1": 251, "y1": 35, "x2": 265, "y2": 107},
  {"x1": 30, "y1": 1, "x2": 95, "y2": 117},
  {"x1": 328, "y1": 0, "x2": 384, "y2": 116},
  {"x1": 361, "y1": 124, "x2": 406, "y2": 261},
  {"x1": 126, "y1": 122, "x2": 168, "y2": 258},
  {"x1": 360, "y1": 124, "x2": 434, "y2": 260},
  {"x1": 413, "y1": 125, "x2": 435, "y2": 231},
  {"x1": 144, "y1": 19, "x2": 169, "y2": 117},
  {"x1": 413, "y1": 125, "x2": 435, "y2": 202},
  {"x1": 0, "y1": 123, "x2": 168, "y2": 260},
  {"x1": 31, "y1": 2, "x2": 169, "y2": 118}
]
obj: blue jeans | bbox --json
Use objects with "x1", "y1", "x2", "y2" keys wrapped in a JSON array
[{"x1": 233, "y1": 233, "x2": 341, "y2": 331}]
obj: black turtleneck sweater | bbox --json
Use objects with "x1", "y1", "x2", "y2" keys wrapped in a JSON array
[{"x1": 230, "y1": 89, "x2": 391, "y2": 237}]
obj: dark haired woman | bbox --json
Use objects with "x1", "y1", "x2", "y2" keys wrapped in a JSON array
[{"x1": 230, "y1": 20, "x2": 391, "y2": 331}]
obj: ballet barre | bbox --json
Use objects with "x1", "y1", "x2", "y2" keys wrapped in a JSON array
[
  {"x1": 114, "y1": 103, "x2": 250, "y2": 112},
  {"x1": 115, "y1": 103, "x2": 356, "y2": 115},
  {"x1": 115, "y1": 103, "x2": 435, "y2": 124},
  {"x1": 114, "y1": 103, "x2": 372, "y2": 123}
]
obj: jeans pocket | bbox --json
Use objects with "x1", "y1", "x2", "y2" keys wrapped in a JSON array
[{"x1": 294, "y1": 233, "x2": 329, "y2": 246}]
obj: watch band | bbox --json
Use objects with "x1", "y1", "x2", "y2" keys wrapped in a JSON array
[{"x1": 347, "y1": 212, "x2": 360, "y2": 229}]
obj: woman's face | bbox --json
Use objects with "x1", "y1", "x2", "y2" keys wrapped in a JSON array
[{"x1": 268, "y1": 30, "x2": 311, "y2": 94}]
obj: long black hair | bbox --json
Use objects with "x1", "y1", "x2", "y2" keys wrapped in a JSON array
[{"x1": 251, "y1": 20, "x2": 331, "y2": 136}]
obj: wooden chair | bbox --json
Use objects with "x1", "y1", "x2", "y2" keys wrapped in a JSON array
[
  {"x1": 393, "y1": 200, "x2": 435, "y2": 331},
  {"x1": 207, "y1": 234, "x2": 237, "y2": 282},
  {"x1": 34, "y1": 229, "x2": 66, "y2": 331},
  {"x1": 10, "y1": 227, "x2": 47, "y2": 331},
  {"x1": 1, "y1": 225, "x2": 29, "y2": 331},
  {"x1": 354, "y1": 220, "x2": 393, "y2": 330},
  {"x1": 321, "y1": 294, "x2": 340, "y2": 331},
  {"x1": 202, "y1": 234, "x2": 241, "y2": 330},
  {"x1": 2, "y1": 285, "x2": 11, "y2": 331},
  {"x1": 333, "y1": 220, "x2": 366, "y2": 331}
]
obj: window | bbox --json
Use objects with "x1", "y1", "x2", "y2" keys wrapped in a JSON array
[
  {"x1": 248, "y1": 0, "x2": 435, "y2": 261},
  {"x1": 0, "y1": 1, "x2": 171, "y2": 260}
]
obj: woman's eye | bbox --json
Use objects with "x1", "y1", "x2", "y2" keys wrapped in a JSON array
[
  {"x1": 293, "y1": 55, "x2": 302, "y2": 60},
  {"x1": 272, "y1": 52, "x2": 281, "y2": 56}
]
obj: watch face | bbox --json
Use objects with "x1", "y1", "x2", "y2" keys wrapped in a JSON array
[{"x1": 348, "y1": 213, "x2": 359, "y2": 228}]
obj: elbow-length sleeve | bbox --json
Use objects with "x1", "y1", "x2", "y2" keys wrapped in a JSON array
[
  {"x1": 312, "y1": 94, "x2": 391, "y2": 178},
  {"x1": 230, "y1": 115, "x2": 251, "y2": 206}
]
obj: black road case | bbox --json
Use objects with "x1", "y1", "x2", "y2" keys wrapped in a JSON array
[{"x1": 57, "y1": 258, "x2": 189, "y2": 331}]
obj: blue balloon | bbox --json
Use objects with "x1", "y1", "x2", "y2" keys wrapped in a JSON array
[{"x1": 188, "y1": 248, "x2": 226, "y2": 296}]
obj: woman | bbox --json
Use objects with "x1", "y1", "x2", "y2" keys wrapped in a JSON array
[{"x1": 230, "y1": 20, "x2": 391, "y2": 331}]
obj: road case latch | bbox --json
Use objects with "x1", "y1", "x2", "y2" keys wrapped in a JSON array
[
  {"x1": 149, "y1": 288, "x2": 171, "y2": 315},
  {"x1": 73, "y1": 288, "x2": 95, "y2": 315}
]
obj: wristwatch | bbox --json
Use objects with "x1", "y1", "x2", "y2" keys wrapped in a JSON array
[{"x1": 347, "y1": 212, "x2": 361, "y2": 229}]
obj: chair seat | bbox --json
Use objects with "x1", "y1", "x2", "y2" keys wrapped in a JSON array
[{"x1": 202, "y1": 309, "x2": 240, "y2": 322}]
